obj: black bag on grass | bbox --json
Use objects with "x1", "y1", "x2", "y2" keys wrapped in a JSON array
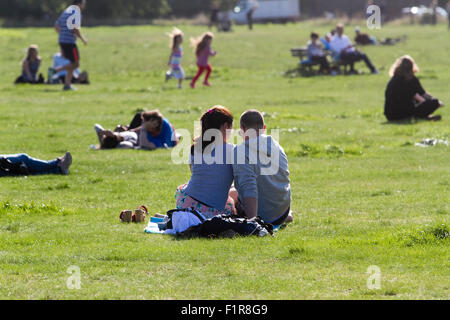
[
  {"x1": 0, "y1": 157, "x2": 30, "y2": 177},
  {"x1": 179, "y1": 214, "x2": 274, "y2": 239}
]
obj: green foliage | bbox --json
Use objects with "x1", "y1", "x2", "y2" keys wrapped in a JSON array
[
  {"x1": 0, "y1": 201, "x2": 74, "y2": 217},
  {"x1": 0, "y1": 0, "x2": 241, "y2": 22},
  {"x1": 0, "y1": 0, "x2": 171, "y2": 20},
  {"x1": 397, "y1": 224, "x2": 449, "y2": 247}
]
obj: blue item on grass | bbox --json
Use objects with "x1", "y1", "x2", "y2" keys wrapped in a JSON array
[{"x1": 150, "y1": 217, "x2": 164, "y2": 223}]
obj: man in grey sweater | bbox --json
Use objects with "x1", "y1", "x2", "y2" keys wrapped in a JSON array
[{"x1": 232, "y1": 110, "x2": 292, "y2": 225}]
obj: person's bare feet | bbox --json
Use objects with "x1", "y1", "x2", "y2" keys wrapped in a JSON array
[{"x1": 284, "y1": 212, "x2": 294, "y2": 224}]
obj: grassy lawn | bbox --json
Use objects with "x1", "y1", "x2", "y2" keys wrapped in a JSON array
[{"x1": 0, "y1": 21, "x2": 448, "y2": 300}]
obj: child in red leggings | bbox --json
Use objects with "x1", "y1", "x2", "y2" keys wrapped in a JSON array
[{"x1": 190, "y1": 32, "x2": 217, "y2": 88}]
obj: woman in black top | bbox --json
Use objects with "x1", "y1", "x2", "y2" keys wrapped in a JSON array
[{"x1": 384, "y1": 55, "x2": 444, "y2": 121}]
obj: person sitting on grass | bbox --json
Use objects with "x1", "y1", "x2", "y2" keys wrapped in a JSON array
[
  {"x1": 232, "y1": 110, "x2": 292, "y2": 226},
  {"x1": 354, "y1": 26, "x2": 377, "y2": 45},
  {"x1": 306, "y1": 32, "x2": 331, "y2": 74},
  {"x1": 127, "y1": 110, "x2": 178, "y2": 150},
  {"x1": 49, "y1": 50, "x2": 89, "y2": 85},
  {"x1": 94, "y1": 124, "x2": 138, "y2": 150},
  {"x1": 384, "y1": 55, "x2": 445, "y2": 122},
  {"x1": 0, "y1": 152, "x2": 72, "y2": 177},
  {"x1": 175, "y1": 106, "x2": 237, "y2": 219},
  {"x1": 330, "y1": 23, "x2": 378, "y2": 75},
  {"x1": 15, "y1": 45, "x2": 44, "y2": 84}
]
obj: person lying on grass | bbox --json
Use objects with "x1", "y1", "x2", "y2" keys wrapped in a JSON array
[
  {"x1": 127, "y1": 110, "x2": 178, "y2": 150},
  {"x1": 232, "y1": 109, "x2": 293, "y2": 226},
  {"x1": 354, "y1": 26, "x2": 377, "y2": 45},
  {"x1": 94, "y1": 124, "x2": 138, "y2": 150},
  {"x1": 94, "y1": 110, "x2": 178, "y2": 151},
  {"x1": 384, "y1": 55, "x2": 445, "y2": 122},
  {"x1": 175, "y1": 106, "x2": 237, "y2": 219},
  {"x1": 0, "y1": 152, "x2": 72, "y2": 176}
]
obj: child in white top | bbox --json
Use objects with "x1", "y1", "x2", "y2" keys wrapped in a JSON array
[{"x1": 165, "y1": 28, "x2": 185, "y2": 89}]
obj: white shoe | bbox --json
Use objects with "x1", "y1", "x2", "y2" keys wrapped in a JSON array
[
  {"x1": 165, "y1": 71, "x2": 172, "y2": 82},
  {"x1": 94, "y1": 124, "x2": 105, "y2": 144}
]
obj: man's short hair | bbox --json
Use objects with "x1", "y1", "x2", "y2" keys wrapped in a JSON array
[
  {"x1": 73, "y1": 0, "x2": 85, "y2": 5},
  {"x1": 240, "y1": 109, "x2": 265, "y2": 130},
  {"x1": 311, "y1": 32, "x2": 319, "y2": 39},
  {"x1": 336, "y1": 23, "x2": 344, "y2": 29}
]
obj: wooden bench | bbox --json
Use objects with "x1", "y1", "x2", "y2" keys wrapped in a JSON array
[
  {"x1": 290, "y1": 47, "x2": 352, "y2": 76},
  {"x1": 290, "y1": 48, "x2": 321, "y2": 76}
]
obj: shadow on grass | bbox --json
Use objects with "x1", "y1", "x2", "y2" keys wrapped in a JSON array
[
  {"x1": 381, "y1": 119, "x2": 417, "y2": 126},
  {"x1": 381, "y1": 116, "x2": 443, "y2": 126}
]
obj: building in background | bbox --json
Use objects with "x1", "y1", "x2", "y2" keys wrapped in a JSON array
[{"x1": 230, "y1": 0, "x2": 301, "y2": 23}]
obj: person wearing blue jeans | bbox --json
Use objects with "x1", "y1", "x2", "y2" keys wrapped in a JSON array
[{"x1": 0, "y1": 152, "x2": 72, "y2": 176}]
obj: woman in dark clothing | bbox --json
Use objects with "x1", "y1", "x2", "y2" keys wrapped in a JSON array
[{"x1": 384, "y1": 55, "x2": 444, "y2": 121}]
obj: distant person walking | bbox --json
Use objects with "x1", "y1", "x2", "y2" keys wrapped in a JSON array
[
  {"x1": 431, "y1": 0, "x2": 438, "y2": 25},
  {"x1": 15, "y1": 45, "x2": 44, "y2": 84},
  {"x1": 190, "y1": 32, "x2": 217, "y2": 88},
  {"x1": 209, "y1": 1, "x2": 220, "y2": 30},
  {"x1": 52, "y1": 0, "x2": 87, "y2": 91},
  {"x1": 165, "y1": 28, "x2": 185, "y2": 89},
  {"x1": 447, "y1": 1, "x2": 450, "y2": 29},
  {"x1": 247, "y1": 0, "x2": 259, "y2": 30},
  {"x1": 384, "y1": 55, "x2": 444, "y2": 122}
]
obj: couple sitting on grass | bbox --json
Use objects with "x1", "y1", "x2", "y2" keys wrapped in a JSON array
[
  {"x1": 176, "y1": 106, "x2": 293, "y2": 226},
  {"x1": 94, "y1": 110, "x2": 178, "y2": 150}
]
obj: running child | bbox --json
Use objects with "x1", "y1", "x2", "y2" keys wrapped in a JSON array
[
  {"x1": 165, "y1": 28, "x2": 185, "y2": 89},
  {"x1": 52, "y1": 0, "x2": 87, "y2": 91},
  {"x1": 190, "y1": 32, "x2": 217, "y2": 88}
]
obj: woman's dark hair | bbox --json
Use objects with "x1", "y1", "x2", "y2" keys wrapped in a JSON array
[
  {"x1": 191, "y1": 105, "x2": 233, "y2": 154},
  {"x1": 73, "y1": 0, "x2": 85, "y2": 4},
  {"x1": 142, "y1": 110, "x2": 163, "y2": 132},
  {"x1": 101, "y1": 136, "x2": 119, "y2": 149}
]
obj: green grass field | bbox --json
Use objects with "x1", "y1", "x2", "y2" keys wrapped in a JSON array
[{"x1": 0, "y1": 21, "x2": 449, "y2": 300}]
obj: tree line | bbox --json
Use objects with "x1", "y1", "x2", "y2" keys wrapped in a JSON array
[{"x1": 0, "y1": 0, "x2": 239, "y2": 22}]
